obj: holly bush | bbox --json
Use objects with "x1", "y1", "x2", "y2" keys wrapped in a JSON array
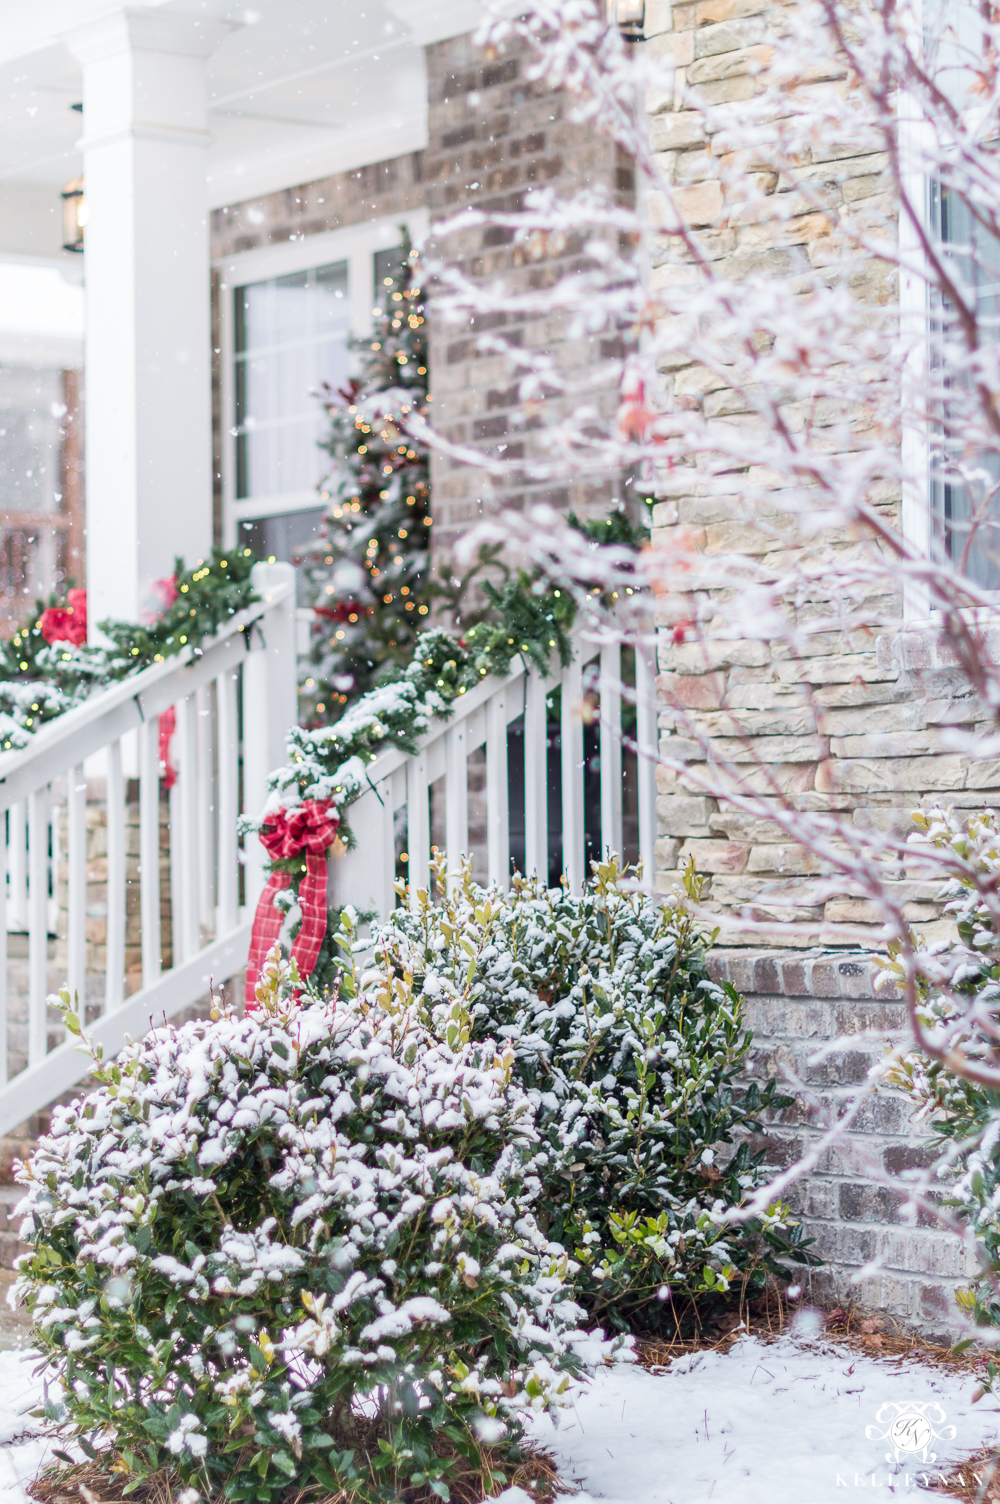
[
  {"x1": 14, "y1": 949, "x2": 615, "y2": 1504},
  {"x1": 377, "y1": 857, "x2": 817, "y2": 1334}
]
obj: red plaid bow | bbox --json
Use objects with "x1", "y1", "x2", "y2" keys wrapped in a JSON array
[{"x1": 245, "y1": 798, "x2": 340, "y2": 1009}]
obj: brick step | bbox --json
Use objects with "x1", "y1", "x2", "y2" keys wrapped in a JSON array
[{"x1": 0, "y1": 1184, "x2": 29, "y2": 1271}]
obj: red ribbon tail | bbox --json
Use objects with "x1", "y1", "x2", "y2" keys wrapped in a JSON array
[
  {"x1": 245, "y1": 870, "x2": 293, "y2": 1009},
  {"x1": 290, "y1": 851, "x2": 330, "y2": 985}
]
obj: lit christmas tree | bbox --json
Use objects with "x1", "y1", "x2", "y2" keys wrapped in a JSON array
[{"x1": 298, "y1": 239, "x2": 430, "y2": 723}]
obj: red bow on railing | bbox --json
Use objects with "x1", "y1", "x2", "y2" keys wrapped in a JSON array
[{"x1": 245, "y1": 799, "x2": 340, "y2": 1009}]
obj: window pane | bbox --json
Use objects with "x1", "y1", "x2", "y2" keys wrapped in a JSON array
[
  {"x1": 235, "y1": 281, "x2": 271, "y2": 356},
  {"x1": 374, "y1": 245, "x2": 406, "y2": 300},
  {"x1": 233, "y1": 259, "x2": 349, "y2": 500},
  {"x1": 238, "y1": 508, "x2": 326, "y2": 575},
  {"x1": 315, "y1": 262, "x2": 350, "y2": 331},
  {"x1": 273, "y1": 271, "x2": 311, "y2": 344}
]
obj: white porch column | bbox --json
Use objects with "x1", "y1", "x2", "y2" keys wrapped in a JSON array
[{"x1": 66, "y1": 9, "x2": 231, "y2": 630}]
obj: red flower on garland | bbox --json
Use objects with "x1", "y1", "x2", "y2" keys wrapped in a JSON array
[
  {"x1": 314, "y1": 600, "x2": 373, "y2": 624},
  {"x1": 39, "y1": 587, "x2": 87, "y2": 647},
  {"x1": 142, "y1": 574, "x2": 179, "y2": 623}
]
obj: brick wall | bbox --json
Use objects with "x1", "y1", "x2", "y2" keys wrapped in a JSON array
[
  {"x1": 210, "y1": 154, "x2": 427, "y2": 260},
  {"x1": 208, "y1": 37, "x2": 631, "y2": 581},
  {"x1": 422, "y1": 32, "x2": 635, "y2": 571},
  {"x1": 710, "y1": 949, "x2": 975, "y2": 1335}
]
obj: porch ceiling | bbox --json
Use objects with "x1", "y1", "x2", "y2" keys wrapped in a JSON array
[{"x1": 0, "y1": 0, "x2": 481, "y2": 216}]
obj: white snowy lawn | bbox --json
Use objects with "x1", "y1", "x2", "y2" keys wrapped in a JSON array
[
  {"x1": 521, "y1": 1335, "x2": 1000, "y2": 1503},
  {"x1": 0, "y1": 1336, "x2": 998, "y2": 1503}
]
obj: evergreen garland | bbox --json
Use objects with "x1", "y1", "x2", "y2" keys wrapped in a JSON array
[
  {"x1": 297, "y1": 237, "x2": 431, "y2": 723},
  {"x1": 0, "y1": 548, "x2": 258, "y2": 753},
  {"x1": 256, "y1": 506, "x2": 650, "y2": 839}
]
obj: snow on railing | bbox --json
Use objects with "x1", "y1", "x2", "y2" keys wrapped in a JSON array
[
  {"x1": 0, "y1": 562, "x2": 296, "y2": 1137},
  {"x1": 329, "y1": 627, "x2": 658, "y2": 918}
]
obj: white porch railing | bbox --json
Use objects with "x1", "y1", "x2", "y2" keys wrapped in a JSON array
[
  {"x1": 330, "y1": 630, "x2": 659, "y2": 918},
  {"x1": 0, "y1": 562, "x2": 296, "y2": 1138}
]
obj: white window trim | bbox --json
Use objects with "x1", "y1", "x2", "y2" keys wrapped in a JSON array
[{"x1": 215, "y1": 207, "x2": 429, "y2": 549}]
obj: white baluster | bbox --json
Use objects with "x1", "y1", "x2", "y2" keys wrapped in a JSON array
[
  {"x1": 8, "y1": 802, "x2": 26, "y2": 933},
  {"x1": 48, "y1": 798, "x2": 61, "y2": 936},
  {"x1": 331, "y1": 784, "x2": 394, "y2": 920},
  {"x1": 600, "y1": 642, "x2": 623, "y2": 861},
  {"x1": 169, "y1": 777, "x2": 182, "y2": 972},
  {"x1": 67, "y1": 763, "x2": 87, "y2": 1008},
  {"x1": 486, "y1": 689, "x2": 509, "y2": 890},
  {"x1": 27, "y1": 786, "x2": 50, "y2": 1067},
  {"x1": 635, "y1": 633, "x2": 659, "y2": 885},
  {"x1": 407, "y1": 749, "x2": 430, "y2": 912},
  {"x1": 138, "y1": 719, "x2": 162, "y2": 988},
  {"x1": 242, "y1": 562, "x2": 298, "y2": 909},
  {"x1": 176, "y1": 694, "x2": 200, "y2": 963},
  {"x1": 0, "y1": 816, "x2": 7, "y2": 1085},
  {"x1": 216, "y1": 671, "x2": 240, "y2": 934},
  {"x1": 523, "y1": 670, "x2": 548, "y2": 882},
  {"x1": 445, "y1": 721, "x2": 468, "y2": 881},
  {"x1": 105, "y1": 740, "x2": 126, "y2": 1011},
  {"x1": 197, "y1": 682, "x2": 215, "y2": 937},
  {"x1": 561, "y1": 658, "x2": 585, "y2": 895}
]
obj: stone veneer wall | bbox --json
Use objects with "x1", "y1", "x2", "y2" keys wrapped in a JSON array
[
  {"x1": 640, "y1": 0, "x2": 1000, "y2": 939},
  {"x1": 710, "y1": 948, "x2": 975, "y2": 1333}
]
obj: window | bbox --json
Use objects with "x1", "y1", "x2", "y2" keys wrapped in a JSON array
[
  {"x1": 217, "y1": 213, "x2": 428, "y2": 569},
  {"x1": 234, "y1": 261, "x2": 349, "y2": 503},
  {"x1": 929, "y1": 186, "x2": 1000, "y2": 590},
  {"x1": 0, "y1": 366, "x2": 79, "y2": 624},
  {"x1": 910, "y1": 2, "x2": 1000, "y2": 594}
]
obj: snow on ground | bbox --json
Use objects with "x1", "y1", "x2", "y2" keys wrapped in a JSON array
[
  {"x1": 0, "y1": 1350, "x2": 61, "y2": 1504},
  {"x1": 0, "y1": 1337, "x2": 998, "y2": 1503},
  {"x1": 525, "y1": 1335, "x2": 1000, "y2": 1502}
]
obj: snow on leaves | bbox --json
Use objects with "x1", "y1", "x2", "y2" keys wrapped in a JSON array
[{"x1": 14, "y1": 956, "x2": 619, "y2": 1501}]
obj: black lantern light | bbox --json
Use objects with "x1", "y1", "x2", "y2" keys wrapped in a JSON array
[
  {"x1": 61, "y1": 177, "x2": 86, "y2": 255},
  {"x1": 607, "y1": 0, "x2": 645, "y2": 38}
]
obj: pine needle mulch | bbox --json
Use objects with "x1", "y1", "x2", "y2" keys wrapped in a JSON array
[{"x1": 631, "y1": 1294, "x2": 994, "y2": 1378}]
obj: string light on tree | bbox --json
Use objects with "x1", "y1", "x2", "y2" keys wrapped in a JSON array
[{"x1": 297, "y1": 234, "x2": 431, "y2": 723}]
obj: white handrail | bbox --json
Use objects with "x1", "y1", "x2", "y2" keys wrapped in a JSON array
[
  {"x1": 329, "y1": 628, "x2": 657, "y2": 918},
  {"x1": 0, "y1": 561, "x2": 297, "y2": 1138}
]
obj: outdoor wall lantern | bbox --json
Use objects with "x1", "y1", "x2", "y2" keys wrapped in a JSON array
[
  {"x1": 607, "y1": 0, "x2": 645, "y2": 38},
  {"x1": 61, "y1": 178, "x2": 86, "y2": 254}
]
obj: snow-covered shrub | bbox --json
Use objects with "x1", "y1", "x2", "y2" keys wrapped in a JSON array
[
  {"x1": 14, "y1": 950, "x2": 614, "y2": 1503},
  {"x1": 376, "y1": 857, "x2": 812, "y2": 1334},
  {"x1": 886, "y1": 807, "x2": 1000, "y2": 1342}
]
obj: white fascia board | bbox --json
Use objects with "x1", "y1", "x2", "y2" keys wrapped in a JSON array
[
  {"x1": 0, "y1": 332, "x2": 83, "y2": 368},
  {"x1": 384, "y1": 0, "x2": 485, "y2": 45},
  {"x1": 206, "y1": 105, "x2": 427, "y2": 210},
  {"x1": 0, "y1": 0, "x2": 203, "y2": 68}
]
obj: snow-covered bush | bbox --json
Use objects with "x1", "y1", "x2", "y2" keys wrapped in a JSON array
[
  {"x1": 377, "y1": 857, "x2": 813, "y2": 1333},
  {"x1": 14, "y1": 950, "x2": 614, "y2": 1503},
  {"x1": 886, "y1": 807, "x2": 1000, "y2": 1341}
]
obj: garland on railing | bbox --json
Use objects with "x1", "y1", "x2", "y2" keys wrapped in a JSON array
[
  {"x1": 240, "y1": 507, "x2": 651, "y2": 1003},
  {"x1": 0, "y1": 548, "x2": 258, "y2": 752},
  {"x1": 251, "y1": 508, "x2": 649, "y2": 834}
]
